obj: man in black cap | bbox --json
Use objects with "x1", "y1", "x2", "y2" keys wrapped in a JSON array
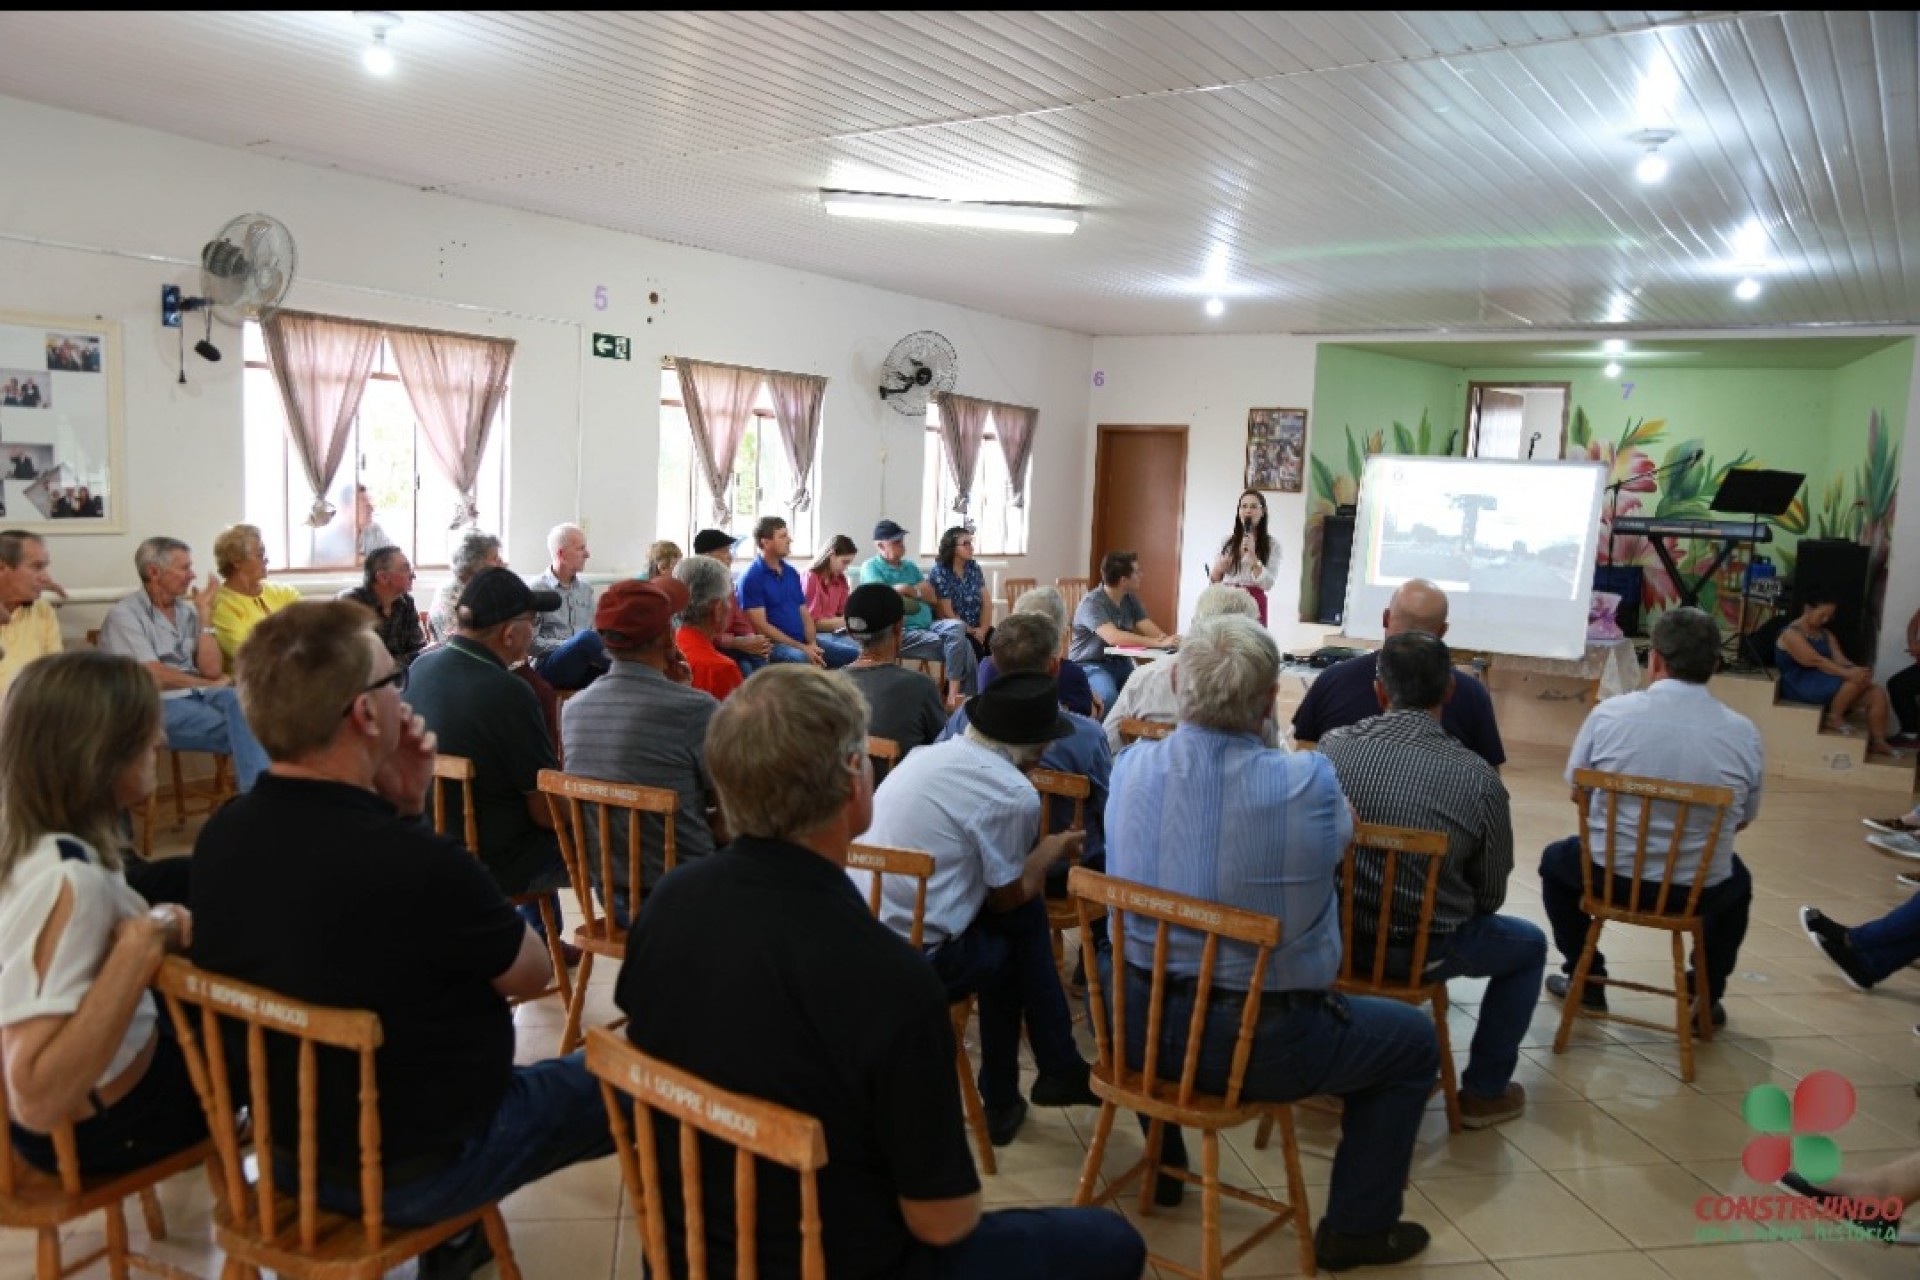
[
  {"x1": 840, "y1": 581, "x2": 948, "y2": 756},
  {"x1": 859, "y1": 670, "x2": 1099, "y2": 1146},
  {"x1": 859, "y1": 517, "x2": 976, "y2": 700},
  {"x1": 406, "y1": 567, "x2": 572, "y2": 925},
  {"x1": 693, "y1": 527, "x2": 771, "y2": 675}
]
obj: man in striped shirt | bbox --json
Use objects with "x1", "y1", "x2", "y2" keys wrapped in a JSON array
[{"x1": 1318, "y1": 631, "x2": 1543, "y2": 1131}]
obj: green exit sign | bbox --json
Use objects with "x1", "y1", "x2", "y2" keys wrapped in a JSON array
[{"x1": 592, "y1": 333, "x2": 631, "y2": 360}]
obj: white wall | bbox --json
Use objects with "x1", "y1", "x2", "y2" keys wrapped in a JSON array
[{"x1": 0, "y1": 96, "x2": 1094, "y2": 642}]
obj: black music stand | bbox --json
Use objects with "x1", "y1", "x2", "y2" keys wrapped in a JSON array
[{"x1": 1711, "y1": 468, "x2": 1802, "y2": 660}]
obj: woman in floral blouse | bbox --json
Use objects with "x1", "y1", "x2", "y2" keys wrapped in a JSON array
[{"x1": 929, "y1": 526, "x2": 991, "y2": 658}]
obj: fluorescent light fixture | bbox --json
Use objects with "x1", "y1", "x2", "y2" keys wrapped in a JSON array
[
  {"x1": 1603, "y1": 361, "x2": 1623, "y2": 378},
  {"x1": 1602, "y1": 339, "x2": 1626, "y2": 355},
  {"x1": 819, "y1": 190, "x2": 1081, "y2": 234},
  {"x1": 1734, "y1": 277, "x2": 1762, "y2": 301},
  {"x1": 1204, "y1": 297, "x2": 1225, "y2": 318}
]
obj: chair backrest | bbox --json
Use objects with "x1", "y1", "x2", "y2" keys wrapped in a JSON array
[
  {"x1": 585, "y1": 1027, "x2": 828, "y2": 1280},
  {"x1": 1571, "y1": 767, "x2": 1736, "y2": 917},
  {"x1": 1336, "y1": 822, "x2": 1450, "y2": 991},
  {"x1": 1055, "y1": 579, "x2": 1090, "y2": 656},
  {"x1": 1028, "y1": 767, "x2": 1089, "y2": 841},
  {"x1": 1000, "y1": 576, "x2": 1037, "y2": 625},
  {"x1": 540, "y1": 769, "x2": 678, "y2": 940},
  {"x1": 1115, "y1": 717, "x2": 1173, "y2": 746},
  {"x1": 865, "y1": 735, "x2": 901, "y2": 786},
  {"x1": 845, "y1": 842, "x2": 935, "y2": 949},
  {"x1": 1070, "y1": 866, "x2": 1282, "y2": 1111},
  {"x1": 154, "y1": 956, "x2": 391, "y2": 1254},
  {"x1": 430, "y1": 753, "x2": 480, "y2": 852}
]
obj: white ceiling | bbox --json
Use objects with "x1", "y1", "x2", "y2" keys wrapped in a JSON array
[{"x1": 3, "y1": 10, "x2": 1916, "y2": 338}]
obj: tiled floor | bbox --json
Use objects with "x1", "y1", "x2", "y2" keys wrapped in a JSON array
[{"x1": 9, "y1": 741, "x2": 1918, "y2": 1277}]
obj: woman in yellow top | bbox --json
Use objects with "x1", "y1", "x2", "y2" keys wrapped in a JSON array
[{"x1": 208, "y1": 523, "x2": 301, "y2": 671}]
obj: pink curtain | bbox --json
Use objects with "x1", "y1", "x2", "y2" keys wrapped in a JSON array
[
  {"x1": 992, "y1": 402, "x2": 1038, "y2": 508},
  {"x1": 386, "y1": 327, "x2": 515, "y2": 527},
  {"x1": 764, "y1": 371, "x2": 828, "y2": 512},
  {"x1": 935, "y1": 393, "x2": 993, "y2": 515},
  {"x1": 675, "y1": 359, "x2": 765, "y2": 524},
  {"x1": 260, "y1": 310, "x2": 384, "y2": 527}
]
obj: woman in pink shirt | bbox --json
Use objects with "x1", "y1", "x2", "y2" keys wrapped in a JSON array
[{"x1": 803, "y1": 535, "x2": 860, "y2": 637}]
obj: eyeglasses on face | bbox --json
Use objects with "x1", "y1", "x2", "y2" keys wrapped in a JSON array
[{"x1": 342, "y1": 666, "x2": 407, "y2": 717}]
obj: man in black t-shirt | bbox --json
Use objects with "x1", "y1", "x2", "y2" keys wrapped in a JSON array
[
  {"x1": 838, "y1": 582, "x2": 949, "y2": 756},
  {"x1": 191, "y1": 601, "x2": 611, "y2": 1258},
  {"x1": 617, "y1": 665, "x2": 1144, "y2": 1280}
]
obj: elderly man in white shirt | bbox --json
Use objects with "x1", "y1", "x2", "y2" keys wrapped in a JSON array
[{"x1": 1102, "y1": 583, "x2": 1284, "y2": 753}]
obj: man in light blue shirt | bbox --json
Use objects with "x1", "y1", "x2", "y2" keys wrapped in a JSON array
[
  {"x1": 530, "y1": 522, "x2": 608, "y2": 690},
  {"x1": 1105, "y1": 614, "x2": 1437, "y2": 1272},
  {"x1": 859, "y1": 518, "x2": 976, "y2": 701}
]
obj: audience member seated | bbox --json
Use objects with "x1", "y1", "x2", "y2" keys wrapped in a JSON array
[
  {"x1": 802, "y1": 533, "x2": 859, "y2": 639},
  {"x1": 1889, "y1": 603, "x2": 1920, "y2": 747},
  {"x1": 929, "y1": 525, "x2": 992, "y2": 659},
  {"x1": 1068, "y1": 550, "x2": 1177, "y2": 710},
  {"x1": 1801, "y1": 896, "x2": 1920, "y2": 993},
  {"x1": 1319, "y1": 631, "x2": 1543, "y2": 1130},
  {"x1": 209, "y1": 523, "x2": 302, "y2": 673},
  {"x1": 563, "y1": 578, "x2": 722, "y2": 913},
  {"x1": 0, "y1": 530, "x2": 62, "y2": 699},
  {"x1": 615, "y1": 665, "x2": 1146, "y2": 1280},
  {"x1": 859, "y1": 518, "x2": 976, "y2": 701},
  {"x1": 1541, "y1": 606, "x2": 1759, "y2": 1025},
  {"x1": 839, "y1": 583, "x2": 948, "y2": 754},
  {"x1": 1292, "y1": 577, "x2": 1505, "y2": 767},
  {"x1": 739, "y1": 515, "x2": 857, "y2": 668},
  {"x1": 692, "y1": 528, "x2": 771, "y2": 675},
  {"x1": 99, "y1": 536, "x2": 269, "y2": 792},
  {"x1": 1102, "y1": 584, "x2": 1274, "y2": 753},
  {"x1": 353, "y1": 483, "x2": 392, "y2": 560},
  {"x1": 338, "y1": 545, "x2": 427, "y2": 669},
  {"x1": 860, "y1": 671, "x2": 1099, "y2": 1147},
  {"x1": 938, "y1": 613, "x2": 1109, "y2": 889},
  {"x1": 1776, "y1": 587, "x2": 1902, "y2": 756},
  {"x1": 639, "y1": 538, "x2": 681, "y2": 582},
  {"x1": 0, "y1": 651, "x2": 207, "y2": 1176},
  {"x1": 428, "y1": 529, "x2": 503, "y2": 644},
  {"x1": 1105, "y1": 614, "x2": 1438, "y2": 1271},
  {"x1": 406, "y1": 568, "x2": 572, "y2": 936},
  {"x1": 192, "y1": 601, "x2": 612, "y2": 1258},
  {"x1": 531, "y1": 522, "x2": 610, "y2": 691},
  {"x1": 977, "y1": 585, "x2": 1098, "y2": 716},
  {"x1": 672, "y1": 554, "x2": 745, "y2": 702}
]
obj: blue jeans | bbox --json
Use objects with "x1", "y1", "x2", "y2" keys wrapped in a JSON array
[
  {"x1": 1848, "y1": 893, "x2": 1920, "y2": 984},
  {"x1": 901, "y1": 1206, "x2": 1144, "y2": 1280},
  {"x1": 1539, "y1": 835, "x2": 1752, "y2": 1003},
  {"x1": 1077, "y1": 658, "x2": 1134, "y2": 711},
  {"x1": 162, "y1": 687, "x2": 269, "y2": 791},
  {"x1": 929, "y1": 898, "x2": 1082, "y2": 1110},
  {"x1": 901, "y1": 620, "x2": 977, "y2": 691},
  {"x1": 308, "y1": 1052, "x2": 613, "y2": 1227},
  {"x1": 534, "y1": 630, "x2": 608, "y2": 691},
  {"x1": 1424, "y1": 914, "x2": 1547, "y2": 1099},
  {"x1": 1109, "y1": 964, "x2": 1436, "y2": 1236},
  {"x1": 768, "y1": 633, "x2": 858, "y2": 668}
]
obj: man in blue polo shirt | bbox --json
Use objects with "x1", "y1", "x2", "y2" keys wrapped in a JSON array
[
  {"x1": 859, "y1": 518, "x2": 976, "y2": 701},
  {"x1": 737, "y1": 516, "x2": 856, "y2": 668}
]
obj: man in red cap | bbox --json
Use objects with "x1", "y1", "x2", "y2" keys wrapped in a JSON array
[{"x1": 562, "y1": 577, "x2": 725, "y2": 916}]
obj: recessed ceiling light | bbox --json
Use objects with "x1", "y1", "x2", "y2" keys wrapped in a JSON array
[
  {"x1": 819, "y1": 190, "x2": 1081, "y2": 234},
  {"x1": 1603, "y1": 361, "x2": 1622, "y2": 378},
  {"x1": 1630, "y1": 128, "x2": 1676, "y2": 185},
  {"x1": 356, "y1": 11, "x2": 401, "y2": 75},
  {"x1": 1602, "y1": 339, "x2": 1626, "y2": 355},
  {"x1": 1734, "y1": 277, "x2": 1762, "y2": 301},
  {"x1": 1204, "y1": 297, "x2": 1225, "y2": 318}
]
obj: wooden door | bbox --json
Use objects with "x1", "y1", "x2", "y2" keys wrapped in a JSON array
[{"x1": 1089, "y1": 426, "x2": 1187, "y2": 630}]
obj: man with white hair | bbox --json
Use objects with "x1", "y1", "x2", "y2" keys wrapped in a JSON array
[
  {"x1": 1106, "y1": 614, "x2": 1438, "y2": 1272},
  {"x1": 673, "y1": 553, "x2": 745, "y2": 701},
  {"x1": 1102, "y1": 583, "x2": 1278, "y2": 752},
  {"x1": 531, "y1": 521, "x2": 608, "y2": 690},
  {"x1": 975, "y1": 585, "x2": 1098, "y2": 717}
]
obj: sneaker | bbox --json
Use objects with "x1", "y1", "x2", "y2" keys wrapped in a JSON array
[
  {"x1": 1545, "y1": 972, "x2": 1607, "y2": 1011},
  {"x1": 1314, "y1": 1220, "x2": 1432, "y2": 1272},
  {"x1": 1863, "y1": 814, "x2": 1920, "y2": 835},
  {"x1": 418, "y1": 1227, "x2": 494, "y2": 1280},
  {"x1": 1867, "y1": 833, "x2": 1920, "y2": 862},
  {"x1": 1897, "y1": 873, "x2": 1920, "y2": 889},
  {"x1": 1029, "y1": 1062, "x2": 1099, "y2": 1108},
  {"x1": 1800, "y1": 906, "x2": 1876, "y2": 991},
  {"x1": 1777, "y1": 1171, "x2": 1902, "y2": 1240},
  {"x1": 1891, "y1": 732, "x2": 1920, "y2": 747},
  {"x1": 985, "y1": 1099, "x2": 1028, "y2": 1147},
  {"x1": 1459, "y1": 1083, "x2": 1526, "y2": 1130}
]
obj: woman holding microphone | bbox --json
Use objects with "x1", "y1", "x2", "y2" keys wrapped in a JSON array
[{"x1": 1208, "y1": 489, "x2": 1278, "y2": 624}]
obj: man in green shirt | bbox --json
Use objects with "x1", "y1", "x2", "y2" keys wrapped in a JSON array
[{"x1": 858, "y1": 519, "x2": 976, "y2": 701}]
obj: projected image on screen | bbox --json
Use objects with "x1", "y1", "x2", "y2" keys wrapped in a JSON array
[{"x1": 1345, "y1": 456, "x2": 1607, "y2": 660}]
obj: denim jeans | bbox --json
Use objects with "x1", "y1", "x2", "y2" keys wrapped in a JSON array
[
  {"x1": 162, "y1": 687, "x2": 269, "y2": 790},
  {"x1": 1423, "y1": 914, "x2": 1547, "y2": 1099},
  {"x1": 1539, "y1": 835, "x2": 1752, "y2": 1003},
  {"x1": 1077, "y1": 658, "x2": 1134, "y2": 711},
  {"x1": 534, "y1": 630, "x2": 609, "y2": 691},
  {"x1": 308, "y1": 1052, "x2": 614, "y2": 1227},
  {"x1": 1848, "y1": 892, "x2": 1920, "y2": 984},
  {"x1": 1107, "y1": 962, "x2": 1436, "y2": 1236},
  {"x1": 901, "y1": 619, "x2": 978, "y2": 691},
  {"x1": 901, "y1": 1206, "x2": 1145, "y2": 1280},
  {"x1": 929, "y1": 897, "x2": 1082, "y2": 1110},
  {"x1": 768, "y1": 634, "x2": 859, "y2": 669}
]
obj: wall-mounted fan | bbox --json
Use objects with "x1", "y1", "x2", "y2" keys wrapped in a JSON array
[
  {"x1": 162, "y1": 213, "x2": 299, "y2": 374},
  {"x1": 877, "y1": 330, "x2": 958, "y2": 417}
]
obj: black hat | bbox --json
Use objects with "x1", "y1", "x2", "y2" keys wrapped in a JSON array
[
  {"x1": 457, "y1": 567, "x2": 562, "y2": 630},
  {"x1": 692, "y1": 528, "x2": 741, "y2": 555},
  {"x1": 872, "y1": 518, "x2": 909, "y2": 543},
  {"x1": 967, "y1": 671, "x2": 1074, "y2": 745},
  {"x1": 844, "y1": 582, "x2": 904, "y2": 635}
]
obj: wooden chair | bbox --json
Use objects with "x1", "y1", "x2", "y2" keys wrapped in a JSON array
[
  {"x1": 586, "y1": 1027, "x2": 828, "y2": 1280},
  {"x1": 429, "y1": 754, "x2": 573, "y2": 1013},
  {"x1": 1029, "y1": 768, "x2": 1091, "y2": 984},
  {"x1": 1000, "y1": 576, "x2": 1037, "y2": 624},
  {"x1": 905, "y1": 655, "x2": 947, "y2": 690},
  {"x1": 0, "y1": 1067, "x2": 216, "y2": 1280},
  {"x1": 540, "y1": 769, "x2": 678, "y2": 1055},
  {"x1": 1116, "y1": 717, "x2": 1173, "y2": 747},
  {"x1": 1055, "y1": 580, "x2": 1090, "y2": 658},
  {"x1": 1068, "y1": 868, "x2": 1315, "y2": 1279},
  {"x1": 865, "y1": 735, "x2": 901, "y2": 786},
  {"x1": 1551, "y1": 768, "x2": 1736, "y2": 1083},
  {"x1": 154, "y1": 957, "x2": 522, "y2": 1280},
  {"x1": 845, "y1": 842, "x2": 997, "y2": 1176}
]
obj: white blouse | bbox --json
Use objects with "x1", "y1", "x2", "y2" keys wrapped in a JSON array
[
  {"x1": 0, "y1": 832, "x2": 156, "y2": 1087},
  {"x1": 1219, "y1": 544, "x2": 1279, "y2": 591}
]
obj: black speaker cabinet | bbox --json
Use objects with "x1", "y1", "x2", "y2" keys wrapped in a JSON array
[
  {"x1": 1793, "y1": 539, "x2": 1870, "y2": 659},
  {"x1": 1592, "y1": 565, "x2": 1645, "y2": 637},
  {"x1": 1316, "y1": 514, "x2": 1356, "y2": 626}
]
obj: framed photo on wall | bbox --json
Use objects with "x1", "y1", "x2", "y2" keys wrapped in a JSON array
[
  {"x1": 1244, "y1": 407, "x2": 1307, "y2": 493},
  {"x1": 0, "y1": 311, "x2": 124, "y2": 532}
]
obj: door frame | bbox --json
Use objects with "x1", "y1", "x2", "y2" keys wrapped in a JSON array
[
  {"x1": 1090, "y1": 424, "x2": 1188, "y2": 622},
  {"x1": 1465, "y1": 381, "x2": 1571, "y2": 460}
]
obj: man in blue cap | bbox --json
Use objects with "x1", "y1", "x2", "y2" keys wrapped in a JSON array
[{"x1": 859, "y1": 518, "x2": 976, "y2": 701}]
